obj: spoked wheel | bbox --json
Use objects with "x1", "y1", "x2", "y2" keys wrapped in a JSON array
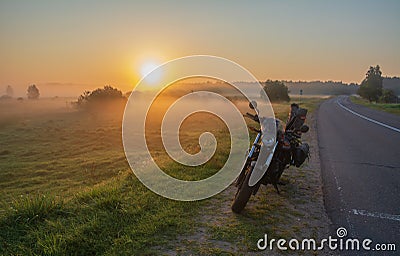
[{"x1": 231, "y1": 169, "x2": 254, "y2": 213}]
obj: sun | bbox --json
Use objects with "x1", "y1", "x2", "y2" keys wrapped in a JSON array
[
  {"x1": 140, "y1": 62, "x2": 159, "y2": 78},
  {"x1": 140, "y1": 61, "x2": 163, "y2": 86}
]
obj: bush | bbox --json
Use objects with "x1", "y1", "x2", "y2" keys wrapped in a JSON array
[
  {"x1": 380, "y1": 89, "x2": 399, "y2": 103},
  {"x1": 261, "y1": 80, "x2": 290, "y2": 102},
  {"x1": 76, "y1": 85, "x2": 126, "y2": 109},
  {"x1": 0, "y1": 95, "x2": 12, "y2": 100}
]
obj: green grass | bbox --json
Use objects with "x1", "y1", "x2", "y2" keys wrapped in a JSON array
[
  {"x1": 0, "y1": 100, "x2": 205, "y2": 255},
  {"x1": 350, "y1": 96, "x2": 400, "y2": 115},
  {"x1": 0, "y1": 109, "x2": 129, "y2": 202},
  {"x1": 1, "y1": 175, "x2": 202, "y2": 255},
  {"x1": 0, "y1": 97, "x2": 325, "y2": 255}
]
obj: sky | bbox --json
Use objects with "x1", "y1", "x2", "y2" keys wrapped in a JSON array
[{"x1": 1, "y1": 0, "x2": 399, "y2": 97}]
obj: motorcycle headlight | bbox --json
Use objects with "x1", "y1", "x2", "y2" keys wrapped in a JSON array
[{"x1": 260, "y1": 117, "x2": 277, "y2": 147}]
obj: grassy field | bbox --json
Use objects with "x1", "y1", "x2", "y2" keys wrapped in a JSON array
[
  {"x1": 350, "y1": 96, "x2": 400, "y2": 115},
  {"x1": 0, "y1": 95, "x2": 328, "y2": 255}
]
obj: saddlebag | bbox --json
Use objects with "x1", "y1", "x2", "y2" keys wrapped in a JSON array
[{"x1": 293, "y1": 143, "x2": 309, "y2": 167}]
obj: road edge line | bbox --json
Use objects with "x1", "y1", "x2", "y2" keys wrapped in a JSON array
[
  {"x1": 351, "y1": 209, "x2": 400, "y2": 222},
  {"x1": 337, "y1": 101, "x2": 400, "y2": 133}
]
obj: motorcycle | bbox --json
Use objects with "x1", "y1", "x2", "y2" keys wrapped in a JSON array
[{"x1": 231, "y1": 101, "x2": 310, "y2": 213}]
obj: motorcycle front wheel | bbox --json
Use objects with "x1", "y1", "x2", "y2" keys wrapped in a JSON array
[{"x1": 231, "y1": 169, "x2": 254, "y2": 213}]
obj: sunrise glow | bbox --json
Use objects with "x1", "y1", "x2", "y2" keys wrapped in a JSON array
[{"x1": 139, "y1": 60, "x2": 163, "y2": 86}]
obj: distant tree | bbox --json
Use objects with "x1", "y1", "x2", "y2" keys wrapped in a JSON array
[
  {"x1": 261, "y1": 80, "x2": 290, "y2": 102},
  {"x1": 358, "y1": 65, "x2": 383, "y2": 102},
  {"x1": 380, "y1": 89, "x2": 398, "y2": 103},
  {"x1": 77, "y1": 85, "x2": 126, "y2": 108},
  {"x1": 6, "y1": 85, "x2": 13, "y2": 97},
  {"x1": 27, "y1": 84, "x2": 40, "y2": 99}
]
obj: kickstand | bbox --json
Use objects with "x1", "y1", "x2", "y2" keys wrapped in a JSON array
[{"x1": 273, "y1": 183, "x2": 280, "y2": 194}]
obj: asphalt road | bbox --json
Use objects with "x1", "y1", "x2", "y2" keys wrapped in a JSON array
[{"x1": 318, "y1": 96, "x2": 400, "y2": 254}]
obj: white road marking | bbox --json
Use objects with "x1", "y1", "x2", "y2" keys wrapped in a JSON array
[
  {"x1": 351, "y1": 209, "x2": 400, "y2": 222},
  {"x1": 337, "y1": 101, "x2": 400, "y2": 133}
]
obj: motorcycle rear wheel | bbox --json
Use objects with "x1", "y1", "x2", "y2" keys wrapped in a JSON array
[{"x1": 231, "y1": 170, "x2": 254, "y2": 213}]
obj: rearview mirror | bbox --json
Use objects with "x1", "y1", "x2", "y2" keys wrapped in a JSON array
[{"x1": 249, "y1": 100, "x2": 257, "y2": 110}]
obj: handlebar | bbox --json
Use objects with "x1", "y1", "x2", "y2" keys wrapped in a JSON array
[
  {"x1": 248, "y1": 126, "x2": 261, "y2": 133},
  {"x1": 244, "y1": 112, "x2": 259, "y2": 123},
  {"x1": 244, "y1": 112, "x2": 261, "y2": 133}
]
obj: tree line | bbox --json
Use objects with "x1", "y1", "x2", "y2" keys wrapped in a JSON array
[
  {"x1": 1, "y1": 84, "x2": 40, "y2": 100},
  {"x1": 260, "y1": 65, "x2": 399, "y2": 103},
  {"x1": 2, "y1": 66, "x2": 398, "y2": 104}
]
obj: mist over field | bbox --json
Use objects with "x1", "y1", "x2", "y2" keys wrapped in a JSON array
[{"x1": 3, "y1": 76, "x2": 400, "y2": 101}]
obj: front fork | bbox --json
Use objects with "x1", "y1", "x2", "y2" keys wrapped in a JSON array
[
  {"x1": 235, "y1": 161, "x2": 262, "y2": 195},
  {"x1": 235, "y1": 140, "x2": 283, "y2": 196}
]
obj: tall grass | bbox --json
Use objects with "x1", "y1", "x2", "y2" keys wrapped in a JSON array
[{"x1": 4, "y1": 194, "x2": 63, "y2": 224}]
